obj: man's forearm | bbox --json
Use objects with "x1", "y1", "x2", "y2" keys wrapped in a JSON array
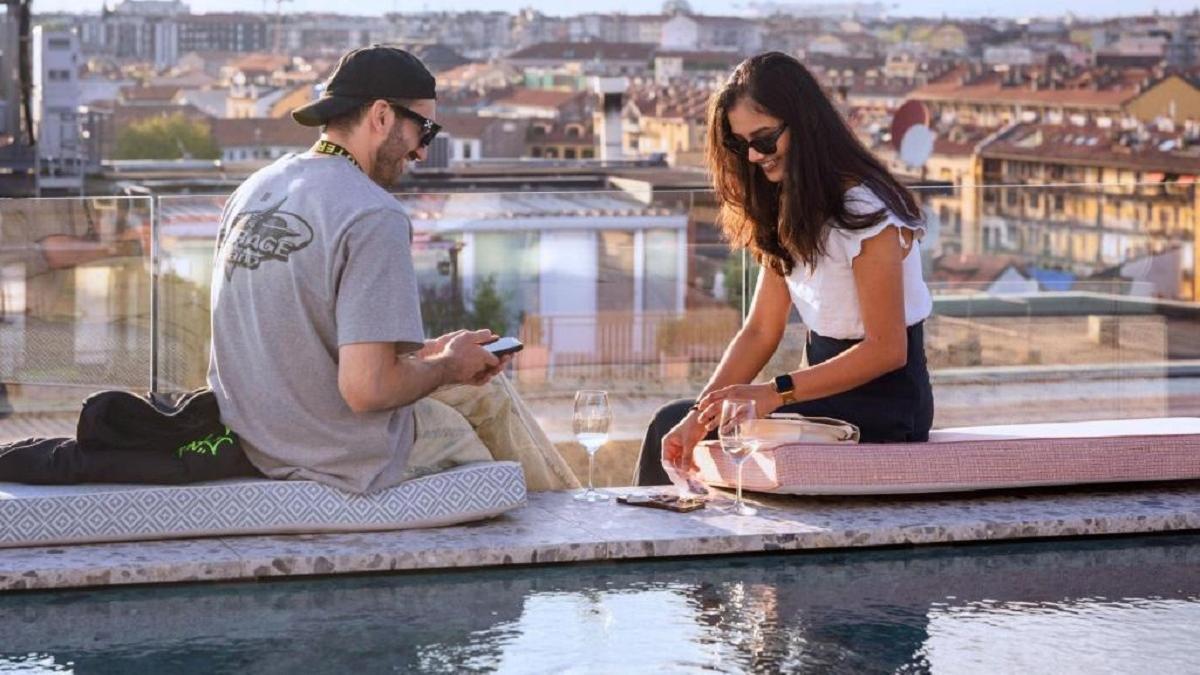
[
  {"x1": 373, "y1": 355, "x2": 453, "y2": 411},
  {"x1": 341, "y1": 352, "x2": 450, "y2": 414}
]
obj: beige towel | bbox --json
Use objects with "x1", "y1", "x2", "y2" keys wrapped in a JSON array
[{"x1": 407, "y1": 374, "x2": 580, "y2": 491}]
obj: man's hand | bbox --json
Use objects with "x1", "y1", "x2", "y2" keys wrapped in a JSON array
[
  {"x1": 436, "y1": 329, "x2": 501, "y2": 386},
  {"x1": 417, "y1": 329, "x2": 468, "y2": 358}
]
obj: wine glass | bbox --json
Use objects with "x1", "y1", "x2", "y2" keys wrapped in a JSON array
[
  {"x1": 573, "y1": 389, "x2": 611, "y2": 502},
  {"x1": 718, "y1": 398, "x2": 760, "y2": 516}
]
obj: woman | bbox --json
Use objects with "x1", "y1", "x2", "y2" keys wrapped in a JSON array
[{"x1": 636, "y1": 52, "x2": 934, "y2": 486}]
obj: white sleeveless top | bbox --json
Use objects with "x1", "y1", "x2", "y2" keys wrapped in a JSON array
[{"x1": 783, "y1": 185, "x2": 932, "y2": 340}]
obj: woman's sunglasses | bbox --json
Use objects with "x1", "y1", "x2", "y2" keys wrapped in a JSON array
[
  {"x1": 722, "y1": 124, "x2": 787, "y2": 158},
  {"x1": 386, "y1": 101, "x2": 443, "y2": 148}
]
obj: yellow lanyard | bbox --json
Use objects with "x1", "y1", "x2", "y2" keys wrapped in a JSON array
[{"x1": 311, "y1": 140, "x2": 362, "y2": 172}]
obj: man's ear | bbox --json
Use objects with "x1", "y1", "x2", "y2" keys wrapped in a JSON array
[{"x1": 370, "y1": 100, "x2": 392, "y2": 133}]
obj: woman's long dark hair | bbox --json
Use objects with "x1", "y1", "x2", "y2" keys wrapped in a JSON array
[{"x1": 706, "y1": 52, "x2": 922, "y2": 276}]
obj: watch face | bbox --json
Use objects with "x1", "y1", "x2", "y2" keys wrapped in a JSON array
[{"x1": 774, "y1": 374, "x2": 794, "y2": 393}]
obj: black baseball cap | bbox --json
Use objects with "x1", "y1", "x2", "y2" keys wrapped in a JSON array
[{"x1": 292, "y1": 45, "x2": 436, "y2": 127}]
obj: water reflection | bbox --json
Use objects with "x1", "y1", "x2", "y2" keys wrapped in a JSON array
[{"x1": 1, "y1": 534, "x2": 1198, "y2": 673}]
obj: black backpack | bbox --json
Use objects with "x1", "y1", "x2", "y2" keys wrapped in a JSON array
[
  {"x1": 0, "y1": 388, "x2": 260, "y2": 485},
  {"x1": 78, "y1": 388, "x2": 239, "y2": 459}
]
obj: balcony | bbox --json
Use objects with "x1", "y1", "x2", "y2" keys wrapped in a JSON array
[{"x1": 0, "y1": 182, "x2": 1196, "y2": 483}]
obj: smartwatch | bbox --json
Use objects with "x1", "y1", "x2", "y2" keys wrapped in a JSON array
[{"x1": 773, "y1": 373, "x2": 797, "y2": 406}]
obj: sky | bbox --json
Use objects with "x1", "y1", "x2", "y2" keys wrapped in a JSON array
[{"x1": 32, "y1": 0, "x2": 1200, "y2": 18}]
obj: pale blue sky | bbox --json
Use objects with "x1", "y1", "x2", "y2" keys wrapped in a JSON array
[{"x1": 36, "y1": 0, "x2": 1200, "y2": 18}]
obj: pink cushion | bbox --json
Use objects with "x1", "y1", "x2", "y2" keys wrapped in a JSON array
[{"x1": 692, "y1": 418, "x2": 1200, "y2": 495}]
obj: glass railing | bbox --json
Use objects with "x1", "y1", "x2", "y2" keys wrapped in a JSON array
[
  {"x1": 2, "y1": 182, "x2": 1197, "y2": 484},
  {"x1": 0, "y1": 196, "x2": 154, "y2": 441}
]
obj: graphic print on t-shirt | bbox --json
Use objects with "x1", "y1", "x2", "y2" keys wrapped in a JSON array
[{"x1": 222, "y1": 198, "x2": 313, "y2": 280}]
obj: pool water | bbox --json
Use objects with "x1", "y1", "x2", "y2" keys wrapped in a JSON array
[{"x1": 2, "y1": 534, "x2": 1198, "y2": 674}]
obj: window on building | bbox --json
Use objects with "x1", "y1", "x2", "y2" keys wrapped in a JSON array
[
  {"x1": 462, "y1": 143, "x2": 472, "y2": 160},
  {"x1": 597, "y1": 231, "x2": 635, "y2": 312},
  {"x1": 531, "y1": 147, "x2": 543, "y2": 158},
  {"x1": 564, "y1": 148, "x2": 577, "y2": 159},
  {"x1": 645, "y1": 229, "x2": 680, "y2": 312},
  {"x1": 473, "y1": 231, "x2": 540, "y2": 323},
  {"x1": 47, "y1": 37, "x2": 70, "y2": 50},
  {"x1": 582, "y1": 148, "x2": 595, "y2": 159}
]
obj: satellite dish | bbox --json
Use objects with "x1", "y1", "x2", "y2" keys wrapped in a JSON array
[
  {"x1": 890, "y1": 99, "x2": 931, "y2": 153},
  {"x1": 899, "y1": 124, "x2": 935, "y2": 168}
]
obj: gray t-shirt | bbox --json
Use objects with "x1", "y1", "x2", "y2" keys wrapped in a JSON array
[{"x1": 208, "y1": 152, "x2": 425, "y2": 494}]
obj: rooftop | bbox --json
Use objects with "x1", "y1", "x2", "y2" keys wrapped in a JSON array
[
  {"x1": 210, "y1": 117, "x2": 317, "y2": 148},
  {"x1": 507, "y1": 41, "x2": 658, "y2": 62},
  {"x1": 627, "y1": 84, "x2": 712, "y2": 121},
  {"x1": 492, "y1": 88, "x2": 587, "y2": 110},
  {"x1": 981, "y1": 122, "x2": 1200, "y2": 174}
]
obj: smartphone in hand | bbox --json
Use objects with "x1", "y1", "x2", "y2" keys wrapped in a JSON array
[{"x1": 484, "y1": 336, "x2": 524, "y2": 358}]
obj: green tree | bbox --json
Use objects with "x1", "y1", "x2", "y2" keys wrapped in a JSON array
[
  {"x1": 114, "y1": 114, "x2": 220, "y2": 160},
  {"x1": 419, "y1": 284, "x2": 468, "y2": 338},
  {"x1": 419, "y1": 275, "x2": 511, "y2": 338},
  {"x1": 723, "y1": 248, "x2": 761, "y2": 314},
  {"x1": 469, "y1": 276, "x2": 510, "y2": 336}
]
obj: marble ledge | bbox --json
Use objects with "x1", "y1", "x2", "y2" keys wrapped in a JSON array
[{"x1": 2, "y1": 482, "x2": 1199, "y2": 592}]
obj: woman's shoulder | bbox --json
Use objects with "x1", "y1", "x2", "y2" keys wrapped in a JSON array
[{"x1": 824, "y1": 184, "x2": 925, "y2": 261}]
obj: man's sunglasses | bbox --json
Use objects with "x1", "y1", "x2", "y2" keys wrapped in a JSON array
[
  {"x1": 722, "y1": 124, "x2": 787, "y2": 158},
  {"x1": 385, "y1": 101, "x2": 442, "y2": 148}
]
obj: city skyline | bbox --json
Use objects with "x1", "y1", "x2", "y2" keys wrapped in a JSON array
[{"x1": 31, "y1": 0, "x2": 1200, "y2": 19}]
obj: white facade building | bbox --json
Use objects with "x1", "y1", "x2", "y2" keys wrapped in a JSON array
[{"x1": 32, "y1": 27, "x2": 84, "y2": 192}]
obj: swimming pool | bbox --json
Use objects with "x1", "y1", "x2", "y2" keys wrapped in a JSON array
[{"x1": 2, "y1": 533, "x2": 1198, "y2": 673}]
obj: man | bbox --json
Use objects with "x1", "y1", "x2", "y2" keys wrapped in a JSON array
[{"x1": 209, "y1": 46, "x2": 578, "y2": 494}]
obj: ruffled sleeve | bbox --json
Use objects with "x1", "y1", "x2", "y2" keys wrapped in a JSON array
[{"x1": 828, "y1": 186, "x2": 926, "y2": 263}]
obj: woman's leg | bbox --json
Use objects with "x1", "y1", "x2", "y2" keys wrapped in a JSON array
[{"x1": 634, "y1": 398, "x2": 698, "y2": 486}]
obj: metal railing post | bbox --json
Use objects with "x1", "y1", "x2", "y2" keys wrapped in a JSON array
[{"x1": 149, "y1": 194, "x2": 160, "y2": 393}]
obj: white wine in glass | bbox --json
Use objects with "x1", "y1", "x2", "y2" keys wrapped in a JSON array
[
  {"x1": 573, "y1": 390, "x2": 611, "y2": 502},
  {"x1": 718, "y1": 398, "x2": 759, "y2": 516}
]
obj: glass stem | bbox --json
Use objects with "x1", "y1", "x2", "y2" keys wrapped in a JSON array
[
  {"x1": 587, "y1": 449, "x2": 595, "y2": 492},
  {"x1": 736, "y1": 460, "x2": 744, "y2": 508}
]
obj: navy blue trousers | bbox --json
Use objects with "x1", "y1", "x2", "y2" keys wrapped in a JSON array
[{"x1": 635, "y1": 322, "x2": 934, "y2": 486}]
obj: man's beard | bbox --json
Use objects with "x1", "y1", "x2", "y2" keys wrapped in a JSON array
[{"x1": 368, "y1": 124, "x2": 411, "y2": 188}]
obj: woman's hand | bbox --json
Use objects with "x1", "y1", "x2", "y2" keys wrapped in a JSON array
[
  {"x1": 661, "y1": 410, "x2": 708, "y2": 475},
  {"x1": 695, "y1": 383, "x2": 783, "y2": 429}
]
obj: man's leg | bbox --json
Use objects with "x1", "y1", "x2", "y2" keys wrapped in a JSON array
[
  {"x1": 0, "y1": 435, "x2": 261, "y2": 484},
  {"x1": 429, "y1": 374, "x2": 580, "y2": 491}
]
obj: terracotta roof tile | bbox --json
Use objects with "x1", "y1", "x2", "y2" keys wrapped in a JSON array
[
  {"x1": 980, "y1": 122, "x2": 1200, "y2": 174},
  {"x1": 507, "y1": 41, "x2": 656, "y2": 62},
  {"x1": 493, "y1": 88, "x2": 586, "y2": 109},
  {"x1": 210, "y1": 118, "x2": 317, "y2": 148}
]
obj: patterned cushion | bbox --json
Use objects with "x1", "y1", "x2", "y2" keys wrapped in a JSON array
[
  {"x1": 693, "y1": 418, "x2": 1200, "y2": 495},
  {"x1": 0, "y1": 461, "x2": 525, "y2": 548}
]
